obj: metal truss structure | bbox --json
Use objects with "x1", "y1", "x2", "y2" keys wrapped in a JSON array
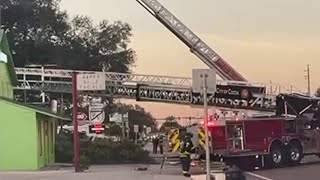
[
  {"x1": 11, "y1": 1, "x2": 304, "y2": 113},
  {"x1": 14, "y1": 67, "x2": 302, "y2": 112}
]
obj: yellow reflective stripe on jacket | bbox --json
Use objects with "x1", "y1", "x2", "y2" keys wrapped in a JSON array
[{"x1": 172, "y1": 140, "x2": 180, "y2": 152}]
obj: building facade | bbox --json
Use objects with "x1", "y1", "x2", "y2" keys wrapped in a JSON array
[{"x1": 0, "y1": 29, "x2": 70, "y2": 170}]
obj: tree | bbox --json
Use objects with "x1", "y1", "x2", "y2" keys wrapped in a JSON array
[
  {"x1": 107, "y1": 124, "x2": 122, "y2": 137},
  {"x1": 2, "y1": 0, "x2": 136, "y2": 112},
  {"x1": 0, "y1": 0, "x2": 70, "y2": 67},
  {"x1": 0, "y1": 0, "x2": 135, "y2": 72},
  {"x1": 160, "y1": 116, "x2": 181, "y2": 132},
  {"x1": 110, "y1": 103, "x2": 156, "y2": 139}
]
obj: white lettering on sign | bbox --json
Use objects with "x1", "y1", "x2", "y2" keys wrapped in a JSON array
[{"x1": 77, "y1": 73, "x2": 106, "y2": 91}]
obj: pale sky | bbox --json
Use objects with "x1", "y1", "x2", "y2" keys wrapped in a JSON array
[{"x1": 60, "y1": 0, "x2": 320, "y2": 120}]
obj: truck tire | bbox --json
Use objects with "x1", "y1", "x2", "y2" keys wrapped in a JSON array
[
  {"x1": 267, "y1": 143, "x2": 284, "y2": 168},
  {"x1": 286, "y1": 141, "x2": 303, "y2": 166}
]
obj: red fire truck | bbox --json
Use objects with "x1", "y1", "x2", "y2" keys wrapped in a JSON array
[{"x1": 201, "y1": 93, "x2": 320, "y2": 169}]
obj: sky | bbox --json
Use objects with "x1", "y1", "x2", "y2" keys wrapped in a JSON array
[{"x1": 60, "y1": 0, "x2": 320, "y2": 121}]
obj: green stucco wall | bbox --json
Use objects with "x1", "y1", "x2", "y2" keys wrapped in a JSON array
[
  {"x1": 0, "y1": 100, "x2": 58, "y2": 170},
  {"x1": 0, "y1": 100, "x2": 38, "y2": 170},
  {"x1": 0, "y1": 31, "x2": 14, "y2": 98}
]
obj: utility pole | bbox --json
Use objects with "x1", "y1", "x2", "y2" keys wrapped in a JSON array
[
  {"x1": 121, "y1": 113, "x2": 125, "y2": 141},
  {"x1": 305, "y1": 64, "x2": 311, "y2": 96}
]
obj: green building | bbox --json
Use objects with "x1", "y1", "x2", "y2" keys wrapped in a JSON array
[{"x1": 0, "y1": 29, "x2": 70, "y2": 170}]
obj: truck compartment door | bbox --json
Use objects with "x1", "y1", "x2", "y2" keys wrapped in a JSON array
[{"x1": 226, "y1": 122, "x2": 245, "y2": 153}]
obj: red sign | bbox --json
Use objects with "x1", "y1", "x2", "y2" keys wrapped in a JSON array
[
  {"x1": 94, "y1": 124, "x2": 104, "y2": 134},
  {"x1": 77, "y1": 112, "x2": 88, "y2": 121},
  {"x1": 89, "y1": 124, "x2": 105, "y2": 134}
]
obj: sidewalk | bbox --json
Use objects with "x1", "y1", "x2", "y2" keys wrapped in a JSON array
[
  {"x1": 0, "y1": 165, "x2": 203, "y2": 180},
  {"x1": 191, "y1": 175, "x2": 205, "y2": 180}
]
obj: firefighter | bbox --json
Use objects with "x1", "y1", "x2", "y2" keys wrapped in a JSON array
[
  {"x1": 159, "y1": 135, "x2": 164, "y2": 154},
  {"x1": 179, "y1": 130, "x2": 195, "y2": 177},
  {"x1": 152, "y1": 136, "x2": 159, "y2": 154}
]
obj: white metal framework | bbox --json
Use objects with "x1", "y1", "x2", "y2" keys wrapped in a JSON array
[
  {"x1": 14, "y1": 67, "x2": 301, "y2": 112},
  {"x1": 136, "y1": 0, "x2": 246, "y2": 81}
]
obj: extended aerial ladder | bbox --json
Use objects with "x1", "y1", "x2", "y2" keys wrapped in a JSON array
[{"x1": 136, "y1": 0, "x2": 247, "y2": 82}]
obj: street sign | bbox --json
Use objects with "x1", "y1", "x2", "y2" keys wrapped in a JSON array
[
  {"x1": 76, "y1": 73, "x2": 106, "y2": 91},
  {"x1": 123, "y1": 112, "x2": 129, "y2": 122},
  {"x1": 89, "y1": 103, "x2": 105, "y2": 125},
  {"x1": 134, "y1": 125, "x2": 139, "y2": 133},
  {"x1": 77, "y1": 112, "x2": 88, "y2": 121},
  {"x1": 109, "y1": 113, "x2": 122, "y2": 123},
  {"x1": 192, "y1": 69, "x2": 216, "y2": 94},
  {"x1": 109, "y1": 112, "x2": 128, "y2": 123},
  {"x1": 146, "y1": 127, "x2": 151, "y2": 134}
]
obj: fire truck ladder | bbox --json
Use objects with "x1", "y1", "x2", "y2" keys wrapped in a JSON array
[
  {"x1": 136, "y1": 0, "x2": 247, "y2": 82},
  {"x1": 14, "y1": 67, "x2": 301, "y2": 112}
]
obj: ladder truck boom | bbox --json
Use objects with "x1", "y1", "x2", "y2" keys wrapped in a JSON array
[{"x1": 136, "y1": 0, "x2": 247, "y2": 82}]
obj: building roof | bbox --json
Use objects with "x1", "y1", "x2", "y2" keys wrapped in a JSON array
[
  {"x1": 0, "y1": 29, "x2": 18, "y2": 86},
  {"x1": 0, "y1": 96, "x2": 71, "y2": 121}
]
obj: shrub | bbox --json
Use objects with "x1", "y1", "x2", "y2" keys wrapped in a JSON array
[{"x1": 55, "y1": 131, "x2": 153, "y2": 165}]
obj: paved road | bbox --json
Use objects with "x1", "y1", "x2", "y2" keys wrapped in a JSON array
[
  {"x1": 192, "y1": 155, "x2": 320, "y2": 180},
  {"x1": 244, "y1": 161, "x2": 320, "y2": 180},
  {"x1": 145, "y1": 141, "x2": 320, "y2": 180},
  {"x1": 0, "y1": 164, "x2": 191, "y2": 180},
  {"x1": 1, "y1": 159, "x2": 319, "y2": 180},
  {"x1": 242, "y1": 155, "x2": 320, "y2": 180},
  {"x1": 1, "y1": 142, "x2": 318, "y2": 180}
]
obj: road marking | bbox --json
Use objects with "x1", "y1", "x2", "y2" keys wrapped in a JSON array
[{"x1": 244, "y1": 172, "x2": 274, "y2": 180}]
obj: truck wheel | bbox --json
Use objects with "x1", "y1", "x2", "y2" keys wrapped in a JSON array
[
  {"x1": 267, "y1": 143, "x2": 284, "y2": 168},
  {"x1": 286, "y1": 142, "x2": 303, "y2": 166}
]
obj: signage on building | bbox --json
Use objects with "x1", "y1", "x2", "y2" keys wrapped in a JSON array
[{"x1": 76, "y1": 73, "x2": 105, "y2": 91}]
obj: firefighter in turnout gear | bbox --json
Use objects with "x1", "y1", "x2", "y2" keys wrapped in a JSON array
[{"x1": 179, "y1": 129, "x2": 195, "y2": 177}]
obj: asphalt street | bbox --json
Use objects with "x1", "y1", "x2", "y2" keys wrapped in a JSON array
[
  {"x1": 146, "y1": 142, "x2": 320, "y2": 180},
  {"x1": 242, "y1": 155, "x2": 320, "y2": 180},
  {"x1": 1, "y1": 158, "x2": 319, "y2": 180},
  {"x1": 1, "y1": 142, "x2": 319, "y2": 180}
]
